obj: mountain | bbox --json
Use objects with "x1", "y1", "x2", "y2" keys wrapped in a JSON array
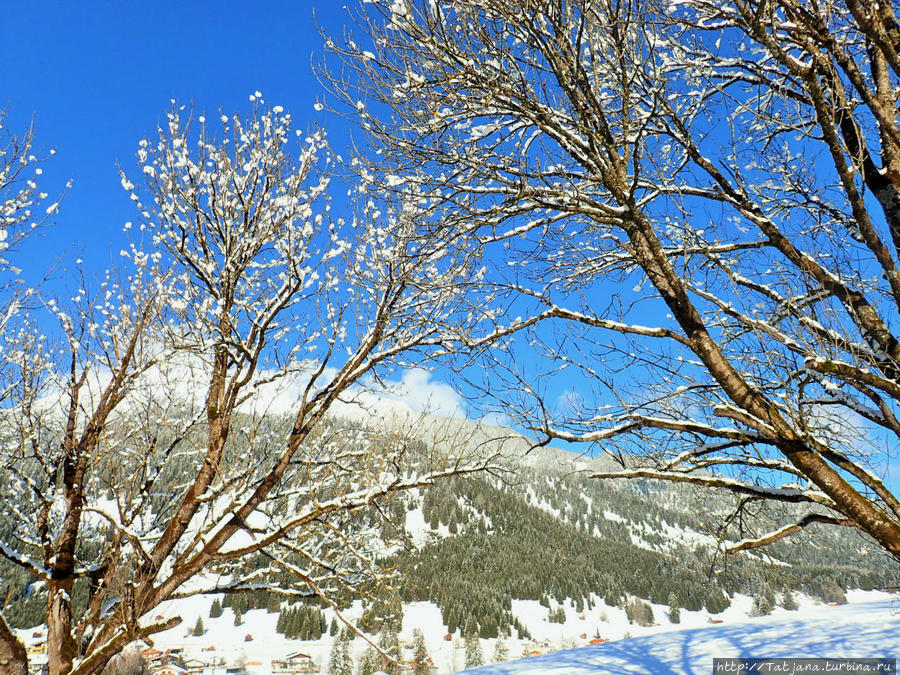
[
  {"x1": 3, "y1": 409, "x2": 898, "y2": 673},
  {"x1": 389, "y1": 428, "x2": 896, "y2": 641}
]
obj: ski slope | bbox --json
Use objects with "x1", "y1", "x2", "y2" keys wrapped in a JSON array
[{"x1": 460, "y1": 598, "x2": 900, "y2": 674}]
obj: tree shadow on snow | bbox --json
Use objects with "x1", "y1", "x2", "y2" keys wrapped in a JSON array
[{"x1": 460, "y1": 601, "x2": 899, "y2": 674}]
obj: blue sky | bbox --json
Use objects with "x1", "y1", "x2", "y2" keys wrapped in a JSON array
[
  {"x1": 4, "y1": 2, "x2": 898, "y2": 491},
  {"x1": 0, "y1": 1, "x2": 529, "y2": 424},
  {"x1": 1, "y1": 1, "x2": 350, "y2": 275}
]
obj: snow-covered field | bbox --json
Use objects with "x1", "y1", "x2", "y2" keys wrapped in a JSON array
[
  {"x1": 460, "y1": 594, "x2": 900, "y2": 674},
  {"x1": 25, "y1": 589, "x2": 887, "y2": 674}
]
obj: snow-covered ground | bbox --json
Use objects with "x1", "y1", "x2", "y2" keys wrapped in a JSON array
[
  {"x1": 31, "y1": 589, "x2": 884, "y2": 674},
  {"x1": 460, "y1": 594, "x2": 900, "y2": 674}
]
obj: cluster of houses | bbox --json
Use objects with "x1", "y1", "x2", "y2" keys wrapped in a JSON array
[
  {"x1": 141, "y1": 647, "x2": 316, "y2": 675},
  {"x1": 21, "y1": 628, "x2": 440, "y2": 675}
]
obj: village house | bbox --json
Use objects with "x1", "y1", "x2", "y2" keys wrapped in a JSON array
[
  {"x1": 150, "y1": 664, "x2": 187, "y2": 675},
  {"x1": 271, "y1": 651, "x2": 316, "y2": 674}
]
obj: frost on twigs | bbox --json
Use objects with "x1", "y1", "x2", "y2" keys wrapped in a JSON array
[
  {"x1": 0, "y1": 96, "x2": 496, "y2": 675},
  {"x1": 325, "y1": 0, "x2": 900, "y2": 562}
]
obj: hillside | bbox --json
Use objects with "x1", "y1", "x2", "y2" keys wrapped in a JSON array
[
  {"x1": 392, "y1": 442, "x2": 896, "y2": 641},
  {"x1": 4, "y1": 411, "x2": 899, "y2": 674}
]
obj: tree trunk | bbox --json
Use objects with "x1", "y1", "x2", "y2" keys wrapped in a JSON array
[
  {"x1": 47, "y1": 583, "x2": 77, "y2": 675},
  {"x1": 0, "y1": 613, "x2": 27, "y2": 675}
]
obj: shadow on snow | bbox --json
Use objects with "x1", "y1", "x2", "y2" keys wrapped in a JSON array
[{"x1": 460, "y1": 600, "x2": 900, "y2": 674}]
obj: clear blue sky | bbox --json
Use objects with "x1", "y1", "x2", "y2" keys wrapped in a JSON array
[{"x1": 1, "y1": 1, "x2": 350, "y2": 276}]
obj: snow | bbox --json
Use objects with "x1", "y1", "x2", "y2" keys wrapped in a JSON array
[
  {"x1": 405, "y1": 504, "x2": 431, "y2": 547},
  {"x1": 148, "y1": 597, "x2": 366, "y2": 671},
  {"x1": 460, "y1": 593, "x2": 900, "y2": 674},
  {"x1": 17, "y1": 591, "x2": 896, "y2": 674}
]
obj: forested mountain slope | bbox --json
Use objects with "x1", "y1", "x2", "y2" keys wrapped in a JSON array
[{"x1": 1, "y1": 413, "x2": 895, "y2": 636}]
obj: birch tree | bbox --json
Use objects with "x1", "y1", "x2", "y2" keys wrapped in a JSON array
[
  {"x1": 327, "y1": 0, "x2": 900, "y2": 561},
  {"x1": 0, "y1": 98, "x2": 496, "y2": 675}
]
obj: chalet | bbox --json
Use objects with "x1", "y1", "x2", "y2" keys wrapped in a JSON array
[
  {"x1": 271, "y1": 652, "x2": 316, "y2": 674},
  {"x1": 150, "y1": 665, "x2": 187, "y2": 675},
  {"x1": 522, "y1": 641, "x2": 556, "y2": 657},
  {"x1": 26, "y1": 643, "x2": 46, "y2": 657},
  {"x1": 23, "y1": 631, "x2": 46, "y2": 658},
  {"x1": 182, "y1": 658, "x2": 208, "y2": 674},
  {"x1": 141, "y1": 647, "x2": 166, "y2": 667}
]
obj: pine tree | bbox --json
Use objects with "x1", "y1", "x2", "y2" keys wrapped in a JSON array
[
  {"x1": 294, "y1": 607, "x2": 307, "y2": 639},
  {"x1": 667, "y1": 593, "x2": 681, "y2": 624},
  {"x1": 782, "y1": 587, "x2": 799, "y2": 611},
  {"x1": 513, "y1": 617, "x2": 531, "y2": 640},
  {"x1": 193, "y1": 616, "x2": 204, "y2": 636},
  {"x1": 359, "y1": 649, "x2": 379, "y2": 675},
  {"x1": 378, "y1": 623, "x2": 401, "y2": 675},
  {"x1": 231, "y1": 593, "x2": 248, "y2": 615},
  {"x1": 412, "y1": 628, "x2": 430, "y2": 675},
  {"x1": 462, "y1": 614, "x2": 477, "y2": 640},
  {"x1": 233, "y1": 609, "x2": 242, "y2": 626},
  {"x1": 492, "y1": 636, "x2": 508, "y2": 664},
  {"x1": 329, "y1": 617, "x2": 340, "y2": 636},
  {"x1": 209, "y1": 598, "x2": 223, "y2": 619},
  {"x1": 327, "y1": 630, "x2": 353, "y2": 675},
  {"x1": 446, "y1": 607, "x2": 458, "y2": 635},
  {"x1": 464, "y1": 634, "x2": 484, "y2": 668},
  {"x1": 300, "y1": 607, "x2": 312, "y2": 640},
  {"x1": 750, "y1": 593, "x2": 773, "y2": 617}
]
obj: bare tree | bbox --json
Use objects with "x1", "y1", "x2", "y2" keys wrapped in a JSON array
[
  {"x1": 0, "y1": 98, "x2": 498, "y2": 675},
  {"x1": 0, "y1": 114, "x2": 62, "y2": 675},
  {"x1": 326, "y1": 0, "x2": 900, "y2": 561},
  {"x1": 0, "y1": 113, "x2": 59, "y2": 402}
]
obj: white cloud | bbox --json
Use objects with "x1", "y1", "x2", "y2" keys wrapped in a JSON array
[
  {"x1": 239, "y1": 365, "x2": 469, "y2": 424},
  {"x1": 386, "y1": 368, "x2": 466, "y2": 418},
  {"x1": 555, "y1": 389, "x2": 583, "y2": 414}
]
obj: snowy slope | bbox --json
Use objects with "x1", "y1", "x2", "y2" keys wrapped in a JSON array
[
  {"x1": 80, "y1": 591, "x2": 892, "y2": 674},
  {"x1": 459, "y1": 597, "x2": 900, "y2": 674}
]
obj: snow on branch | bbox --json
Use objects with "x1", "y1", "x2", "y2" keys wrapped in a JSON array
[
  {"x1": 725, "y1": 514, "x2": 857, "y2": 554},
  {"x1": 590, "y1": 468, "x2": 836, "y2": 506}
]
